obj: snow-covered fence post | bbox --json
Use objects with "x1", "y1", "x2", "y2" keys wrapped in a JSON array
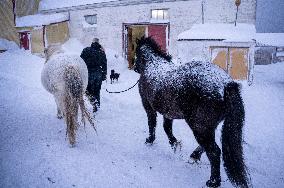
[{"x1": 235, "y1": 0, "x2": 241, "y2": 26}]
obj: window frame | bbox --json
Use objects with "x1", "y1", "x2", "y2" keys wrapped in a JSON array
[
  {"x1": 150, "y1": 9, "x2": 169, "y2": 20},
  {"x1": 84, "y1": 14, "x2": 97, "y2": 25}
]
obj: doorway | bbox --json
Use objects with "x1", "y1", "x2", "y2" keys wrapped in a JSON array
[
  {"x1": 123, "y1": 23, "x2": 169, "y2": 68},
  {"x1": 19, "y1": 32, "x2": 30, "y2": 50}
]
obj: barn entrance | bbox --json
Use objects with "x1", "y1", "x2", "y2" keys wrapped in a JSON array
[
  {"x1": 123, "y1": 23, "x2": 169, "y2": 68},
  {"x1": 19, "y1": 32, "x2": 30, "y2": 50}
]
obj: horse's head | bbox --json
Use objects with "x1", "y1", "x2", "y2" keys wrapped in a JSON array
[
  {"x1": 134, "y1": 36, "x2": 172, "y2": 74},
  {"x1": 44, "y1": 44, "x2": 63, "y2": 63}
]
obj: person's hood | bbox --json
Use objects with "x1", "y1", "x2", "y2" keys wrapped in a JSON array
[{"x1": 91, "y1": 42, "x2": 102, "y2": 50}]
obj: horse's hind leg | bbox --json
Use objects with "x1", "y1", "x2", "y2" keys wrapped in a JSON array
[
  {"x1": 145, "y1": 110, "x2": 157, "y2": 144},
  {"x1": 163, "y1": 117, "x2": 176, "y2": 145},
  {"x1": 190, "y1": 145, "x2": 205, "y2": 161},
  {"x1": 163, "y1": 117, "x2": 181, "y2": 151},
  {"x1": 188, "y1": 122, "x2": 221, "y2": 187},
  {"x1": 54, "y1": 97, "x2": 63, "y2": 119}
]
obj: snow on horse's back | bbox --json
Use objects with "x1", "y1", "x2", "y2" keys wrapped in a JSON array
[{"x1": 41, "y1": 46, "x2": 95, "y2": 146}]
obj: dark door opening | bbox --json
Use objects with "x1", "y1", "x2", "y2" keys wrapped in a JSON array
[
  {"x1": 123, "y1": 23, "x2": 169, "y2": 69},
  {"x1": 19, "y1": 32, "x2": 30, "y2": 50}
]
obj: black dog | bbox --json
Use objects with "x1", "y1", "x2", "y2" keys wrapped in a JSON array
[{"x1": 110, "y1": 69, "x2": 120, "y2": 84}]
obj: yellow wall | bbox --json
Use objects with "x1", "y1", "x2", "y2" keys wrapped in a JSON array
[
  {"x1": 0, "y1": 0, "x2": 19, "y2": 45},
  {"x1": 46, "y1": 22, "x2": 69, "y2": 45},
  {"x1": 31, "y1": 28, "x2": 44, "y2": 54},
  {"x1": 16, "y1": 0, "x2": 40, "y2": 17},
  {"x1": 0, "y1": 0, "x2": 40, "y2": 46}
]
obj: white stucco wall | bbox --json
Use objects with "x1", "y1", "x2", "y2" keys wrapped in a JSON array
[
  {"x1": 44, "y1": 0, "x2": 256, "y2": 57},
  {"x1": 204, "y1": 0, "x2": 256, "y2": 24},
  {"x1": 177, "y1": 40, "x2": 222, "y2": 62},
  {"x1": 69, "y1": 0, "x2": 202, "y2": 56}
]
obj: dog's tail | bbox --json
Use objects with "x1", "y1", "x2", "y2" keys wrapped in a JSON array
[{"x1": 64, "y1": 65, "x2": 95, "y2": 146}]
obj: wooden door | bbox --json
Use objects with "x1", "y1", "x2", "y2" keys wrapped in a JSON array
[
  {"x1": 211, "y1": 47, "x2": 228, "y2": 71},
  {"x1": 228, "y1": 48, "x2": 248, "y2": 80},
  {"x1": 211, "y1": 47, "x2": 249, "y2": 80},
  {"x1": 127, "y1": 27, "x2": 133, "y2": 68},
  {"x1": 148, "y1": 25, "x2": 167, "y2": 52}
]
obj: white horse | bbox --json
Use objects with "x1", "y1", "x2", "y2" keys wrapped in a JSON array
[{"x1": 41, "y1": 46, "x2": 95, "y2": 146}]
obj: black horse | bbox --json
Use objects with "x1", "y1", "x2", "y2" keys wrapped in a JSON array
[{"x1": 134, "y1": 37, "x2": 250, "y2": 188}]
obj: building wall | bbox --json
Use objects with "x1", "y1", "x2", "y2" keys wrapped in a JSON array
[
  {"x1": 16, "y1": 0, "x2": 40, "y2": 17},
  {"x1": 0, "y1": 0, "x2": 19, "y2": 45},
  {"x1": 177, "y1": 40, "x2": 255, "y2": 83},
  {"x1": 254, "y1": 46, "x2": 276, "y2": 65},
  {"x1": 46, "y1": 21, "x2": 69, "y2": 46},
  {"x1": 40, "y1": 0, "x2": 256, "y2": 55},
  {"x1": 69, "y1": 1, "x2": 202, "y2": 56},
  {"x1": 67, "y1": 0, "x2": 256, "y2": 56},
  {"x1": 204, "y1": 0, "x2": 256, "y2": 24},
  {"x1": 31, "y1": 28, "x2": 44, "y2": 54},
  {"x1": 0, "y1": 0, "x2": 41, "y2": 45}
]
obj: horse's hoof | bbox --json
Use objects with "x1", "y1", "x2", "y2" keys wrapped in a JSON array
[
  {"x1": 190, "y1": 152, "x2": 202, "y2": 161},
  {"x1": 57, "y1": 114, "x2": 63, "y2": 119},
  {"x1": 145, "y1": 137, "x2": 155, "y2": 145},
  {"x1": 206, "y1": 177, "x2": 221, "y2": 187},
  {"x1": 187, "y1": 157, "x2": 200, "y2": 164},
  {"x1": 171, "y1": 140, "x2": 182, "y2": 153}
]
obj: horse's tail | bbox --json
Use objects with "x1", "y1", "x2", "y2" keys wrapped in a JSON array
[
  {"x1": 222, "y1": 82, "x2": 250, "y2": 188},
  {"x1": 64, "y1": 65, "x2": 95, "y2": 146}
]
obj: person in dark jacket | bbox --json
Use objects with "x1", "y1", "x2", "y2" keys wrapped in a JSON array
[{"x1": 80, "y1": 38, "x2": 107, "y2": 112}]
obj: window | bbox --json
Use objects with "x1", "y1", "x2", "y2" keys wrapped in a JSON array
[
  {"x1": 151, "y1": 9, "x2": 169, "y2": 20},
  {"x1": 84, "y1": 14, "x2": 97, "y2": 25}
]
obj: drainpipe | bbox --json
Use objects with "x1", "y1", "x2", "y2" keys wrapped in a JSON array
[
  {"x1": 12, "y1": 0, "x2": 16, "y2": 25},
  {"x1": 201, "y1": 0, "x2": 205, "y2": 24},
  {"x1": 43, "y1": 25, "x2": 46, "y2": 49}
]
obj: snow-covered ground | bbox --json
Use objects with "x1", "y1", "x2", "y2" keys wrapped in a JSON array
[{"x1": 0, "y1": 47, "x2": 284, "y2": 188}]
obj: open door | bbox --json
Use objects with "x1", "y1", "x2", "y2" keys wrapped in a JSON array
[
  {"x1": 148, "y1": 25, "x2": 167, "y2": 53},
  {"x1": 126, "y1": 25, "x2": 146, "y2": 69},
  {"x1": 123, "y1": 24, "x2": 169, "y2": 68},
  {"x1": 19, "y1": 32, "x2": 30, "y2": 50}
]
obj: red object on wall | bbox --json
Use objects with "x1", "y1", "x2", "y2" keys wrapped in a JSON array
[
  {"x1": 19, "y1": 32, "x2": 30, "y2": 50},
  {"x1": 148, "y1": 25, "x2": 167, "y2": 53}
]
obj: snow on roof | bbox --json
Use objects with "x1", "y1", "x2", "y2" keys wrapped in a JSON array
[
  {"x1": 255, "y1": 33, "x2": 284, "y2": 47},
  {"x1": 39, "y1": 0, "x2": 117, "y2": 11},
  {"x1": 16, "y1": 13, "x2": 69, "y2": 27},
  {"x1": 178, "y1": 23, "x2": 256, "y2": 42},
  {"x1": 0, "y1": 38, "x2": 19, "y2": 51}
]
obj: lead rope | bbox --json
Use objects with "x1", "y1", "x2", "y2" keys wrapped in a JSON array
[{"x1": 105, "y1": 80, "x2": 139, "y2": 94}]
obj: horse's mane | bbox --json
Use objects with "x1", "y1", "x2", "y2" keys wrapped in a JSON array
[{"x1": 137, "y1": 36, "x2": 172, "y2": 61}]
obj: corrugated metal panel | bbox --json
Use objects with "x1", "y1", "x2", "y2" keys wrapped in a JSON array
[
  {"x1": 0, "y1": 0, "x2": 19, "y2": 45},
  {"x1": 16, "y1": 0, "x2": 40, "y2": 17}
]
